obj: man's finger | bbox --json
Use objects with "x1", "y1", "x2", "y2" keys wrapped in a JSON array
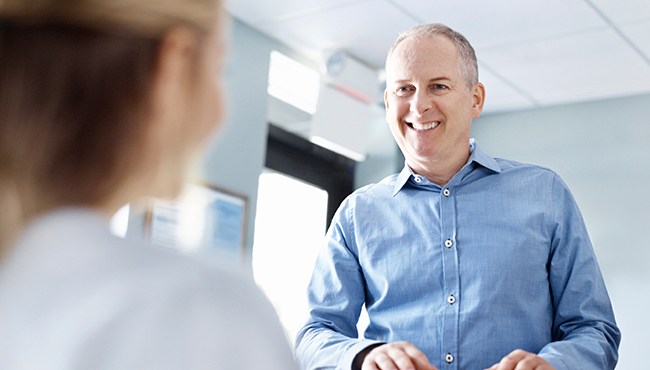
[
  {"x1": 486, "y1": 349, "x2": 554, "y2": 370},
  {"x1": 362, "y1": 341, "x2": 438, "y2": 370},
  {"x1": 401, "y1": 343, "x2": 437, "y2": 370},
  {"x1": 363, "y1": 344, "x2": 405, "y2": 370}
]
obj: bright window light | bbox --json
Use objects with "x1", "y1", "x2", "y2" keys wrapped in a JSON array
[
  {"x1": 267, "y1": 50, "x2": 320, "y2": 114},
  {"x1": 109, "y1": 204, "x2": 130, "y2": 238},
  {"x1": 253, "y1": 170, "x2": 327, "y2": 343},
  {"x1": 252, "y1": 170, "x2": 369, "y2": 342}
]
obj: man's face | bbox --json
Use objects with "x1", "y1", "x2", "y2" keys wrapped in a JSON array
[{"x1": 384, "y1": 35, "x2": 484, "y2": 173}]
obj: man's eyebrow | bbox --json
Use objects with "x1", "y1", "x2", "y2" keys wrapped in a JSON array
[{"x1": 390, "y1": 77, "x2": 452, "y2": 84}]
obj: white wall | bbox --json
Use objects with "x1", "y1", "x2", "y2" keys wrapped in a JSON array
[
  {"x1": 472, "y1": 92, "x2": 650, "y2": 370},
  {"x1": 354, "y1": 104, "x2": 401, "y2": 189}
]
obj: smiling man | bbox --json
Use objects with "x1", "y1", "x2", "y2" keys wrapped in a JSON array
[
  {"x1": 295, "y1": 23, "x2": 620, "y2": 370},
  {"x1": 384, "y1": 26, "x2": 484, "y2": 188}
]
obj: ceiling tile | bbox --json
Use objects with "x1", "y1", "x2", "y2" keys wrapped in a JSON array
[
  {"x1": 392, "y1": 0, "x2": 607, "y2": 50},
  {"x1": 480, "y1": 28, "x2": 650, "y2": 106},
  {"x1": 251, "y1": 0, "x2": 416, "y2": 68},
  {"x1": 588, "y1": 0, "x2": 650, "y2": 23},
  {"x1": 620, "y1": 19, "x2": 650, "y2": 60},
  {"x1": 225, "y1": 0, "x2": 363, "y2": 24}
]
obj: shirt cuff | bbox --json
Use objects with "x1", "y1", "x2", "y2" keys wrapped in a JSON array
[
  {"x1": 337, "y1": 339, "x2": 384, "y2": 370},
  {"x1": 539, "y1": 352, "x2": 568, "y2": 370}
]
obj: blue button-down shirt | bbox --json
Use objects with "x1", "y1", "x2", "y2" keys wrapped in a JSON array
[{"x1": 295, "y1": 140, "x2": 620, "y2": 370}]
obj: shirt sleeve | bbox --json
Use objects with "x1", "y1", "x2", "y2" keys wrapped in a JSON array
[
  {"x1": 294, "y1": 199, "x2": 383, "y2": 370},
  {"x1": 538, "y1": 174, "x2": 621, "y2": 369}
]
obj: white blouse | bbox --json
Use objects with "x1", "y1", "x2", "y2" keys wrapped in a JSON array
[{"x1": 0, "y1": 208, "x2": 297, "y2": 370}]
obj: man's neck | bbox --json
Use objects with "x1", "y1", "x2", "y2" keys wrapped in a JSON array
[{"x1": 408, "y1": 150, "x2": 470, "y2": 187}]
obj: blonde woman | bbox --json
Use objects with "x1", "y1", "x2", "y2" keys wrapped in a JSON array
[{"x1": 0, "y1": 1, "x2": 297, "y2": 369}]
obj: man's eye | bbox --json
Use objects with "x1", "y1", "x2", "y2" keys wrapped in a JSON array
[
  {"x1": 433, "y1": 84, "x2": 449, "y2": 90},
  {"x1": 396, "y1": 86, "x2": 413, "y2": 94}
]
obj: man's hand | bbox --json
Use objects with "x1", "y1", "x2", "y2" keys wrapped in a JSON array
[
  {"x1": 361, "y1": 341, "x2": 438, "y2": 370},
  {"x1": 484, "y1": 349, "x2": 555, "y2": 370}
]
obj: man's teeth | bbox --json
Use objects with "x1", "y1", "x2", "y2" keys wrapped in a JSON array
[{"x1": 411, "y1": 121, "x2": 439, "y2": 131}]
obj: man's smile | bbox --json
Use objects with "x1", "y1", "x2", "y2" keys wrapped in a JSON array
[{"x1": 405, "y1": 120, "x2": 440, "y2": 131}]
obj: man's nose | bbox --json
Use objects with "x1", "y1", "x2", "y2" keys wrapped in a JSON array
[{"x1": 410, "y1": 90, "x2": 433, "y2": 116}]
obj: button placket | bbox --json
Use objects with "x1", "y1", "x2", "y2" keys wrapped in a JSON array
[{"x1": 440, "y1": 182, "x2": 459, "y2": 369}]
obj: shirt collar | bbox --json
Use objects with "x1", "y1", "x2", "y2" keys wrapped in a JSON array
[
  {"x1": 392, "y1": 139, "x2": 502, "y2": 196},
  {"x1": 469, "y1": 138, "x2": 501, "y2": 174}
]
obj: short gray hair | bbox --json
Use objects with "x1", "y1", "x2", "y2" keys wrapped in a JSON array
[{"x1": 386, "y1": 23, "x2": 479, "y2": 89}]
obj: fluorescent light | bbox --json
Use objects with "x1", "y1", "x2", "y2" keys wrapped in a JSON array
[{"x1": 267, "y1": 51, "x2": 320, "y2": 114}]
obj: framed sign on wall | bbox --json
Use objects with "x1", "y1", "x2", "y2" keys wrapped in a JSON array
[{"x1": 146, "y1": 183, "x2": 247, "y2": 264}]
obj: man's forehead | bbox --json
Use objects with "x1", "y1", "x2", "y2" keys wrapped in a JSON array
[
  {"x1": 385, "y1": 36, "x2": 460, "y2": 80},
  {"x1": 391, "y1": 35, "x2": 456, "y2": 59}
]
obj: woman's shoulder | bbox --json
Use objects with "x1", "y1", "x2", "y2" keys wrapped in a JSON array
[{"x1": 0, "y1": 207, "x2": 298, "y2": 370}]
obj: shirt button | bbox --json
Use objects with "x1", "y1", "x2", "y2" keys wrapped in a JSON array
[
  {"x1": 414, "y1": 176, "x2": 421, "y2": 183},
  {"x1": 443, "y1": 189, "x2": 450, "y2": 197},
  {"x1": 447, "y1": 295, "x2": 456, "y2": 304},
  {"x1": 444, "y1": 239, "x2": 453, "y2": 248},
  {"x1": 445, "y1": 353, "x2": 454, "y2": 363}
]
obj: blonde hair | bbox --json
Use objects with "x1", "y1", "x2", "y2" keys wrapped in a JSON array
[
  {"x1": 1, "y1": 0, "x2": 220, "y2": 36},
  {"x1": 0, "y1": 0, "x2": 223, "y2": 251}
]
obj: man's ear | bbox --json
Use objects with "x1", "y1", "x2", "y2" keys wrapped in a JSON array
[
  {"x1": 383, "y1": 89, "x2": 392, "y2": 124},
  {"x1": 384, "y1": 89, "x2": 389, "y2": 110},
  {"x1": 471, "y1": 82, "x2": 486, "y2": 118}
]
